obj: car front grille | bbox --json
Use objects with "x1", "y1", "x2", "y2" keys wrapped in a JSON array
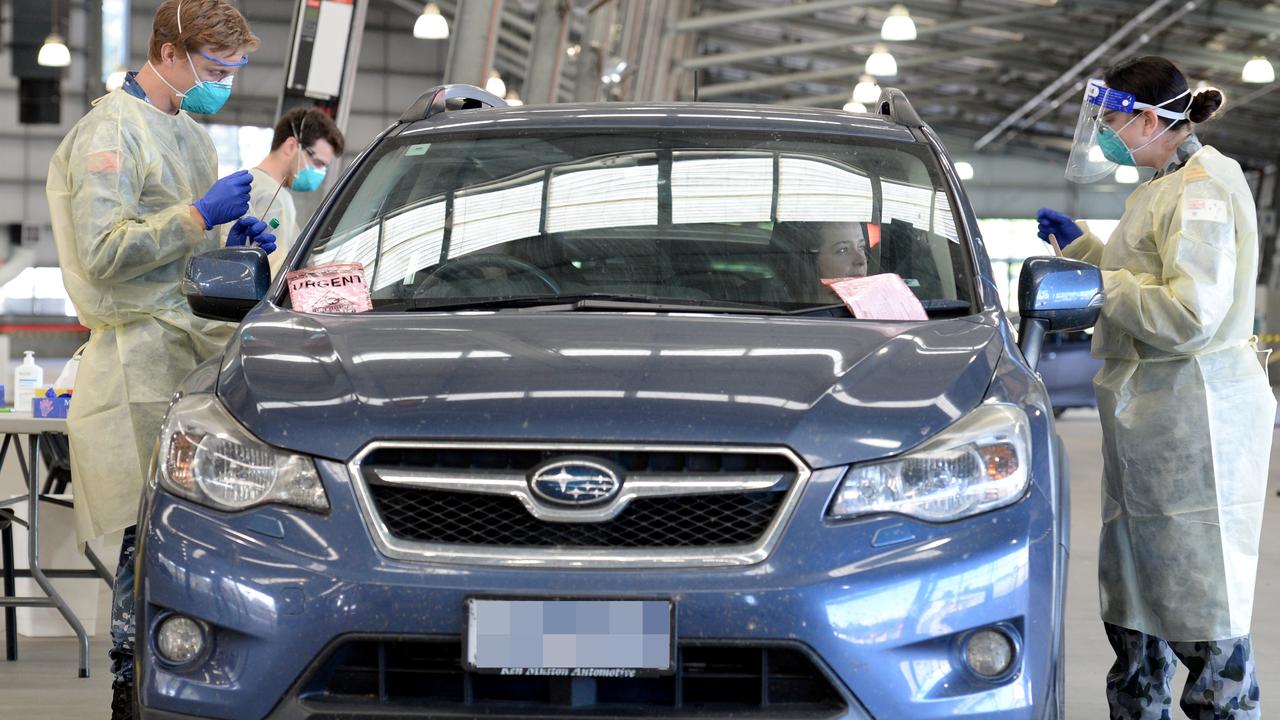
[
  {"x1": 350, "y1": 444, "x2": 807, "y2": 567},
  {"x1": 369, "y1": 485, "x2": 785, "y2": 547},
  {"x1": 294, "y1": 638, "x2": 850, "y2": 719}
]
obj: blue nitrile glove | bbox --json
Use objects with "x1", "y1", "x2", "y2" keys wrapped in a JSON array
[
  {"x1": 193, "y1": 170, "x2": 253, "y2": 229},
  {"x1": 227, "y1": 216, "x2": 278, "y2": 254},
  {"x1": 1036, "y1": 208, "x2": 1083, "y2": 246}
]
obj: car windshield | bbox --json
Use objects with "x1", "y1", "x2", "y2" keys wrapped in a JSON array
[{"x1": 297, "y1": 129, "x2": 977, "y2": 315}]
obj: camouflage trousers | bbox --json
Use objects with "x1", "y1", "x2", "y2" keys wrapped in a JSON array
[
  {"x1": 1106, "y1": 622, "x2": 1260, "y2": 720},
  {"x1": 109, "y1": 525, "x2": 137, "y2": 683}
]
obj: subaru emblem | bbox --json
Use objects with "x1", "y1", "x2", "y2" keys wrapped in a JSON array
[{"x1": 529, "y1": 459, "x2": 621, "y2": 506}]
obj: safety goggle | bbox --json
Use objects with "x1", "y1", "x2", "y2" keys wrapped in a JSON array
[{"x1": 195, "y1": 50, "x2": 249, "y2": 68}]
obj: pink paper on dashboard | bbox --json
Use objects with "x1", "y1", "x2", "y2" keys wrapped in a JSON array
[
  {"x1": 821, "y1": 273, "x2": 928, "y2": 321},
  {"x1": 286, "y1": 263, "x2": 373, "y2": 314}
]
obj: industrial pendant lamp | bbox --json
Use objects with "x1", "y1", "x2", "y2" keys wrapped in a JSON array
[
  {"x1": 1115, "y1": 166, "x2": 1140, "y2": 184},
  {"x1": 842, "y1": 99, "x2": 868, "y2": 113},
  {"x1": 1242, "y1": 56, "x2": 1275, "y2": 84},
  {"x1": 38, "y1": 35, "x2": 71, "y2": 68},
  {"x1": 866, "y1": 44, "x2": 898, "y2": 77},
  {"x1": 414, "y1": 3, "x2": 449, "y2": 40},
  {"x1": 38, "y1": 0, "x2": 70, "y2": 68},
  {"x1": 881, "y1": 5, "x2": 917, "y2": 42},
  {"x1": 486, "y1": 70, "x2": 507, "y2": 97},
  {"x1": 853, "y1": 75, "x2": 881, "y2": 105},
  {"x1": 954, "y1": 162, "x2": 975, "y2": 180}
]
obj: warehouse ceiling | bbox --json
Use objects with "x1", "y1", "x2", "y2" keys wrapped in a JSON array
[
  {"x1": 687, "y1": 0, "x2": 1280, "y2": 162},
  {"x1": 392, "y1": 0, "x2": 1280, "y2": 164}
]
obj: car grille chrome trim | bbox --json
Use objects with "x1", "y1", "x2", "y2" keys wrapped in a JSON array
[
  {"x1": 365, "y1": 467, "x2": 792, "y2": 523},
  {"x1": 344, "y1": 442, "x2": 811, "y2": 568}
]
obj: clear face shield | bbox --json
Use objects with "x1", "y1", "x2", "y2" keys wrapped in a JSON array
[{"x1": 1064, "y1": 79, "x2": 1189, "y2": 184}]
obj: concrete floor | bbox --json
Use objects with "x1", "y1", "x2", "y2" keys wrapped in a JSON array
[{"x1": 2, "y1": 413, "x2": 1279, "y2": 718}]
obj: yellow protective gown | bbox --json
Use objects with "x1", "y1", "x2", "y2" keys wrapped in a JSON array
[
  {"x1": 1065, "y1": 144, "x2": 1274, "y2": 641},
  {"x1": 46, "y1": 89, "x2": 233, "y2": 543}
]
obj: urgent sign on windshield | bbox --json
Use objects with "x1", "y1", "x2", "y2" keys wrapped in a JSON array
[{"x1": 286, "y1": 263, "x2": 373, "y2": 314}]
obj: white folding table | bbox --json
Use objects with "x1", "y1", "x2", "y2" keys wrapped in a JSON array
[{"x1": 0, "y1": 414, "x2": 111, "y2": 677}]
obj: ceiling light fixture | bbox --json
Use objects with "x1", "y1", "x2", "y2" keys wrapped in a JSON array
[
  {"x1": 485, "y1": 70, "x2": 506, "y2": 97},
  {"x1": 843, "y1": 100, "x2": 868, "y2": 113},
  {"x1": 601, "y1": 59, "x2": 629, "y2": 85},
  {"x1": 38, "y1": 33, "x2": 71, "y2": 68},
  {"x1": 955, "y1": 161, "x2": 974, "y2": 180},
  {"x1": 505, "y1": 91, "x2": 524, "y2": 106},
  {"x1": 1242, "y1": 56, "x2": 1274, "y2": 84},
  {"x1": 39, "y1": 0, "x2": 70, "y2": 68},
  {"x1": 1088, "y1": 145, "x2": 1106, "y2": 163},
  {"x1": 853, "y1": 74, "x2": 882, "y2": 104},
  {"x1": 1115, "y1": 166, "x2": 1140, "y2": 184},
  {"x1": 414, "y1": 3, "x2": 449, "y2": 40},
  {"x1": 866, "y1": 44, "x2": 898, "y2": 77},
  {"x1": 881, "y1": 5, "x2": 917, "y2": 42}
]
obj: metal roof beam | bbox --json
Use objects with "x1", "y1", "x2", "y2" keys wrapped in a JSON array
[
  {"x1": 973, "y1": 0, "x2": 1182, "y2": 150},
  {"x1": 698, "y1": 43, "x2": 1028, "y2": 99},
  {"x1": 680, "y1": 7, "x2": 1059, "y2": 71},
  {"x1": 674, "y1": 0, "x2": 881, "y2": 33}
]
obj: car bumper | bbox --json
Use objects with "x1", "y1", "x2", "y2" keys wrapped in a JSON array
[{"x1": 137, "y1": 463, "x2": 1059, "y2": 720}]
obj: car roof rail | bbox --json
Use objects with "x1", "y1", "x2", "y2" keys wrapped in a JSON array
[
  {"x1": 399, "y1": 83, "x2": 508, "y2": 123},
  {"x1": 876, "y1": 87, "x2": 924, "y2": 129}
]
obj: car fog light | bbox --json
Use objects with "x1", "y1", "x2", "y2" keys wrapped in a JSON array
[
  {"x1": 156, "y1": 615, "x2": 206, "y2": 665},
  {"x1": 964, "y1": 628, "x2": 1015, "y2": 678}
]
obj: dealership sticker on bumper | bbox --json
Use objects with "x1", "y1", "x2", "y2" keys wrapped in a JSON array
[{"x1": 465, "y1": 599, "x2": 674, "y2": 677}]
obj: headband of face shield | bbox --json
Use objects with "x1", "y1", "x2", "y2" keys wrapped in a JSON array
[
  {"x1": 1064, "y1": 79, "x2": 1190, "y2": 184},
  {"x1": 146, "y1": 0, "x2": 248, "y2": 115}
]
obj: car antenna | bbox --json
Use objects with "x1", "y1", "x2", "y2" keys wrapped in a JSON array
[{"x1": 693, "y1": 68, "x2": 700, "y2": 102}]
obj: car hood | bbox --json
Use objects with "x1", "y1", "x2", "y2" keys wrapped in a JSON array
[{"x1": 217, "y1": 307, "x2": 1002, "y2": 468}]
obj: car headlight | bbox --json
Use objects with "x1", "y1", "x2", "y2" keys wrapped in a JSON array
[
  {"x1": 157, "y1": 394, "x2": 328, "y2": 513},
  {"x1": 828, "y1": 404, "x2": 1031, "y2": 522}
]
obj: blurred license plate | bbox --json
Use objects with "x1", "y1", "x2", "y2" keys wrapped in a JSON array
[{"x1": 465, "y1": 599, "x2": 674, "y2": 677}]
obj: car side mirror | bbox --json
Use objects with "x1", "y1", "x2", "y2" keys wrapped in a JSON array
[
  {"x1": 1016, "y1": 256, "x2": 1104, "y2": 370},
  {"x1": 182, "y1": 247, "x2": 270, "y2": 323}
]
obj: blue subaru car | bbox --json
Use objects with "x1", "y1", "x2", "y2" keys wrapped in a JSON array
[{"x1": 136, "y1": 86, "x2": 1103, "y2": 719}]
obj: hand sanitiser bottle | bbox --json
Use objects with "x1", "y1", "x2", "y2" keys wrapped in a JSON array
[{"x1": 14, "y1": 351, "x2": 43, "y2": 412}]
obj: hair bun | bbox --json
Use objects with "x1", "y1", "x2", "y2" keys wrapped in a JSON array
[{"x1": 1188, "y1": 88, "x2": 1225, "y2": 124}]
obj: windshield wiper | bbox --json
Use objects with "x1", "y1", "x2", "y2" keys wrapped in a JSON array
[
  {"x1": 399, "y1": 293, "x2": 785, "y2": 315},
  {"x1": 788, "y1": 298, "x2": 974, "y2": 318}
]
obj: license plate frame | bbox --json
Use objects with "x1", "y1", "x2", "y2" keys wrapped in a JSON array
[{"x1": 463, "y1": 597, "x2": 676, "y2": 678}]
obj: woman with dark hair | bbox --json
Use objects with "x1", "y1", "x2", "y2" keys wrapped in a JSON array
[
  {"x1": 1039, "y1": 56, "x2": 1270, "y2": 718},
  {"x1": 770, "y1": 221, "x2": 869, "y2": 303}
]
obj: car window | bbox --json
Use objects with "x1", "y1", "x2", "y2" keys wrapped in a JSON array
[{"x1": 299, "y1": 131, "x2": 977, "y2": 314}]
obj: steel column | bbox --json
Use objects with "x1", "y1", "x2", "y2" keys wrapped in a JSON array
[{"x1": 444, "y1": 0, "x2": 505, "y2": 87}]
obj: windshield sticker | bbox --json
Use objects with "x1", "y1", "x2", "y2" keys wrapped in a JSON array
[
  {"x1": 405, "y1": 143, "x2": 431, "y2": 157},
  {"x1": 821, "y1": 273, "x2": 928, "y2": 321},
  {"x1": 286, "y1": 263, "x2": 373, "y2": 314}
]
